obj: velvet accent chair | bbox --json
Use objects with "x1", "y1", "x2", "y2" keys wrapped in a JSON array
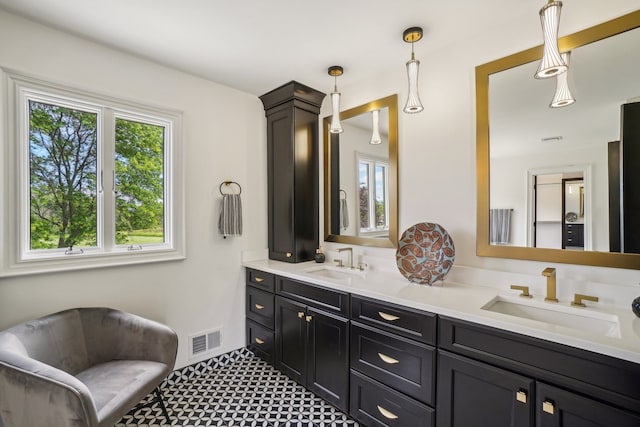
[{"x1": 0, "y1": 307, "x2": 178, "y2": 427}]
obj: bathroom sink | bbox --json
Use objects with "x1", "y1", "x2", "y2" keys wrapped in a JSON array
[
  {"x1": 302, "y1": 265, "x2": 365, "y2": 283},
  {"x1": 481, "y1": 295, "x2": 621, "y2": 338}
]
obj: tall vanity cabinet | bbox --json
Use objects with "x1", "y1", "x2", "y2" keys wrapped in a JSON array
[{"x1": 259, "y1": 82, "x2": 325, "y2": 263}]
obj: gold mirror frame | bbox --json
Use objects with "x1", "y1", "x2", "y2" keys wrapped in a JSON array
[
  {"x1": 323, "y1": 94, "x2": 398, "y2": 248},
  {"x1": 476, "y1": 10, "x2": 640, "y2": 270}
]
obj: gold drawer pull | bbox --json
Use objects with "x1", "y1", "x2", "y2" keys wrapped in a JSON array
[
  {"x1": 378, "y1": 352, "x2": 399, "y2": 364},
  {"x1": 255, "y1": 337, "x2": 265, "y2": 345},
  {"x1": 298, "y1": 311, "x2": 305, "y2": 319},
  {"x1": 254, "y1": 277, "x2": 265, "y2": 283},
  {"x1": 254, "y1": 303, "x2": 265, "y2": 310},
  {"x1": 377, "y1": 405, "x2": 398, "y2": 420},
  {"x1": 378, "y1": 311, "x2": 400, "y2": 321},
  {"x1": 542, "y1": 400, "x2": 555, "y2": 415},
  {"x1": 516, "y1": 390, "x2": 527, "y2": 403}
]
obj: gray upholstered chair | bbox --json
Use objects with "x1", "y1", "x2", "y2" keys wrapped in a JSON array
[{"x1": 0, "y1": 307, "x2": 178, "y2": 427}]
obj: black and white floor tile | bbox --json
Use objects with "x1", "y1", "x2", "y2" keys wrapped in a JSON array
[{"x1": 116, "y1": 349, "x2": 359, "y2": 427}]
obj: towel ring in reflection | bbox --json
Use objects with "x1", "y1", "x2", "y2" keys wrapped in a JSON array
[
  {"x1": 219, "y1": 181, "x2": 242, "y2": 195},
  {"x1": 340, "y1": 189, "x2": 347, "y2": 200}
]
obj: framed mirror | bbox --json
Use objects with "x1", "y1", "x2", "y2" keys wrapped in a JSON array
[
  {"x1": 476, "y1": 11, "x2": 640, "y2": 269},
  {"x1": 323, "y1": 94, "x2": 398, "y2": 248}
]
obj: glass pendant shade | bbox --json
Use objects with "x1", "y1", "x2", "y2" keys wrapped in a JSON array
[
  {"x1": 535, "y1": 0, "x2": 567, "y2": 79},
  {"x1": 404, "y1": 55, "x2": 424, "y2": 114},
  {"x1": 550, "y1": 51, "x2": 575, "y2": 108},
  {"x1": 329, "y1": 91, "x2": 343, "y2": 134},
  {"x1": 369, "y1": 110, "x2": 382, "y2": 145}
]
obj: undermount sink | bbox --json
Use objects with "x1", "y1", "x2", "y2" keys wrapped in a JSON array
[
  {"x1": 302, "y1": 265, "x2": 365, "y2": 283},
  {"x1": 481, "y1": 295, "x2": 621, "y2": 339}
]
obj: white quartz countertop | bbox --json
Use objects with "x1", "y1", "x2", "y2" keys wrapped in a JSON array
[{"x1": 243, "y1": 259, "x2": 640, "y2": 364}]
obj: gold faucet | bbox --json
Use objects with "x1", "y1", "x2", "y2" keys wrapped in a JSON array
[
  {"x1": 542, "y1": 267, "x2": 558, "y2": 302},
  {"x1": 337, "y1": 247, "x2": 353, "y2": 269}
]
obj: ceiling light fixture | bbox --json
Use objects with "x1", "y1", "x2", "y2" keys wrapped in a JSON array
[
  {"x1": 328, "y1": 66, "x2": 344, "y2": 134},
  {"x1": 535, "y1": 0, "x2": 567, "y2": 79},
  {"x1": 369, "y1": 110, "x2": 382, "y2": 145},
  {"x1": 550, "y1": 51, "x2": 575, "y2": 108},
  {"x1": 402, "y1": 27, "x2": 424, "y2": 114}
]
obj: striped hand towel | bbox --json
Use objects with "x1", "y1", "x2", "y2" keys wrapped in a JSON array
[
  {"x1": 218, "y1": 193, "x2": 243, "y2": 238},
  {"x1": 490, "y1": 208, "x2": 511, "y2": 244}
]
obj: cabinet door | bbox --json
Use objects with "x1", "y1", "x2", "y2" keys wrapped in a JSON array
[
  {"x1": 536, "y1": 382, "x2": 640, "y2": 427},
  {"x1": 306, "y1": 306, "x2": 349, "y2": 411},
  {"x1": 275, "y1": 296, "x2": 307, "y2": 384},
  {"x1": 437, "y1": 350, "x2": 533, "y2": 427}
]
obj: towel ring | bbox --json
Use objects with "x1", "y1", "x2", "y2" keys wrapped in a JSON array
[
  {"x1": 340, "y1": 189, "x2": 347, "y2": 200},
  {"x1": 219, "y1": 181, "x2": 242, "y2": 195}
]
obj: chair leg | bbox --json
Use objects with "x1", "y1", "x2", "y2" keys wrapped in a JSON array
[{"x1": 154, "y1": 386, "x2": 171, "y2": 425}]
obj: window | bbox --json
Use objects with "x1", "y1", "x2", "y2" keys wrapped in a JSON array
[
  {"x1": 357, "y1": 154, "x2": 389, "y2": 236},
  {"x1": 1, "y1": 71, "x2": 184, "y2": 276}
]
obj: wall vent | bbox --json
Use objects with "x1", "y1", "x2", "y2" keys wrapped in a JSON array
[{"x1": 189, "y1": 328, "x2": 221, "y2": 359}]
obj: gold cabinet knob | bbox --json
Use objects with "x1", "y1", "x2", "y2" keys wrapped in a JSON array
[
  {"x1": 378, "y1": 311, "x2": 400, "y2": 321},
  {"x1": 542, "y1": 400, "x2": 555, "y2": 415},
  {"x1": 297, "y1": 311, "x2": 305, "y2": 319},
  {"x1": 516, "y1": 390, "x2": 528, "y2": 403},
  {"x1": 376, "y1": 405, "x2": 399, "y2": 420},
  {"x1": 377, "y1": 353, "x2": 400, "y2": 365},
  {"x1": 305, "y1": 315, "x2": 312, "y2": 322},
  {"x1": 286, "y1": 252, "x2": 292, "y2": 258}
]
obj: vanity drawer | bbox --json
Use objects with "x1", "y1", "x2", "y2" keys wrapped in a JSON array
[
  {"x1": 246, "y1": 319, "x2": 274, "y2": 364},
  {"x1": 350, "y1": 369, "x2": 434, "y2": 427},
  {"x1": 351, "y1": 295, "x2": 436, "y2": 345},
  {"x1": 351, "y1": 322, "x2": 435, "y2": 406},
  {"x1": 276, "y1": 277, "x2": 349, "y2": 316},
  {"x1": 246, "y1": 286, "x2": 274, "y2": 328},
  {"x1": 246, "y1": 268, "x2": 275, "y2": 292}
]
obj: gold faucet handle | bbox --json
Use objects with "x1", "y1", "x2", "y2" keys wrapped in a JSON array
[
  {"x1": 510, "y1": 285, "x2": 532, "y2": 298},
  {"x1": 571, "y1": 293, "x2": 599, "y2": 307}
]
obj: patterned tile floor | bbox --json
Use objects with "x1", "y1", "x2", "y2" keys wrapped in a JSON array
[{"x1": 116, "y1": 349, "x2": 359, "y2": 427}]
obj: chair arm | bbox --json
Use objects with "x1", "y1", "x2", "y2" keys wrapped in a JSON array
[
  {"x1": 0, "y1": 351, "x2": 98, "y2": 427},
  {"x1": 86, "y1": 309, "x2": 178, "y2": 368}
]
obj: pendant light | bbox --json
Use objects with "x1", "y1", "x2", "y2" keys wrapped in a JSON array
[
  {"x1": 328, "y1": 66, "x2": 344, "y2": 134},
  {"x1": 550, "y1": 51, "x2": 575, "y2": 108},
  {"x1": 369, "y1": 110, "x2": 382, "y2": 145},
  {"x1": 402, "y1": 27, "x2": 424, "y2": 114},
  {"x1": 535, "y1": 0, "x2": 567, "y2": 79}
]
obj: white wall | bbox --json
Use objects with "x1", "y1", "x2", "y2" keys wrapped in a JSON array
[
  {"x1": 1, "y1": 3, "x2": 639, "y2": 373},
  {"x1": 321, "y1": 2, "x2": 640, "y2": 287},
  {"x1": 0, "y1": 10, "x2": 268, "y2": 369}
]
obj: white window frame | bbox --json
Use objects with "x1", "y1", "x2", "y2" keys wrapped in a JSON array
[
  {"x1": 356, "y1": 153, "x2": 390, "y2": 237},
  {"x1": 1, "y1": 69, "x2": 185, "y2": 277}
]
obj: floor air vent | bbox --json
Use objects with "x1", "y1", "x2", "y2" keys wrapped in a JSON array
[{"x1": 189, "y1": 328, "x2": 221, "y2": 359}]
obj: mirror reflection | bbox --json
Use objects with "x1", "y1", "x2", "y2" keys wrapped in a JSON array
[
  {"x1": 477, "y1": 11, "x2": 640, "y2": 269},
  {"x1": 324, "y1": 94, "x2": 398, "y2": 248}
]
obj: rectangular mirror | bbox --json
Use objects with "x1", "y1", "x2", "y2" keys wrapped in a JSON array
[
  {"x1": 323, "y1": 94, "x2": 398, "y2": 248},
  {"x1": 477, "y1": 11, "x2": 640, "y2": 269}
]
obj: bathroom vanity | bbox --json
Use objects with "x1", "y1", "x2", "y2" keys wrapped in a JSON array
[{"x1": 244, "y1": 261, "x2": 640, "y2": 427}]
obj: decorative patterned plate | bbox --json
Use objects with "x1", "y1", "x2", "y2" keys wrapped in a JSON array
[{"x1": 396, "y1": 222, "x2": 455, "y2": 285}]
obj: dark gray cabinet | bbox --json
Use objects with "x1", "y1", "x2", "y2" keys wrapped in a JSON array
[
  {"x1": 245, "y1": 268, "x2": 640, "y2": 426},
  {"x1": 438, "y1": 316, "x2": 640, "y2": 427},
  {"x1": 274, "y1": 279, "x2": 350, "y2": 411},
  {"x1": 245, "y1": 268, "x2": 276, "y2": 364},
  {"x1": 259, "y1": 82, "x2": 325, "y2": 263},
  {"x1": 349, "y1": 296, "x2": 437, "y2": 427}
]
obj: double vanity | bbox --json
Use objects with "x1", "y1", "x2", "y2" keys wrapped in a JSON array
[{"x1": 244, "y1": 259, "x2": 640, "y2": 427}]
